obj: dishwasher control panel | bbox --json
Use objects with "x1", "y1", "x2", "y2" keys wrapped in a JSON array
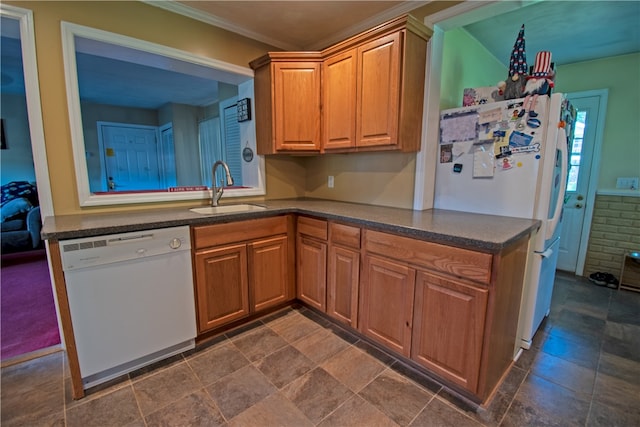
[{"x1": 60, "y1": 226, "x2": 191, "y2": 271}]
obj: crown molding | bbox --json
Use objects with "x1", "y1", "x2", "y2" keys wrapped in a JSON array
[
  {"x1": 142, "y1": 0, "x2": 300, "y2": 50},
  {"x1": 305, "y1": 1, "x2": 429, "y2": 50},
  {"x1": 144, "y1": 1, "x2": 429, "y2": 51}
]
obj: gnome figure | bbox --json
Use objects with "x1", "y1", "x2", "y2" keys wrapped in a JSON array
[
  {"x1": 503, "y1": 25, "x2": 527, "y2": 100},
  {"x1": 521, "y1": 51, "x2": 555, "y2": 118}
]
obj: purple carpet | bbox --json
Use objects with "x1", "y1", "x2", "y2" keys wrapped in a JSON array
[{"x1": 1, "y1": 249, "x2": 61, "y2": 360}]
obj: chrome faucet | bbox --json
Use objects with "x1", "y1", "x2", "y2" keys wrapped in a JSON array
[{"x1": 211, "y1": 160, "x2": 234, "y2": 206}]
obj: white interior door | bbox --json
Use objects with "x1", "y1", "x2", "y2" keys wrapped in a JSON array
[
  {"x1": 158, "y1": 124, "x2": 177, "y2": 188},
  {"x1": 557, "y1": 94, "x2": 603, "y2": 272},
  {"x1": 100, "y1": 124, "x2": 161, "y2": 191}
]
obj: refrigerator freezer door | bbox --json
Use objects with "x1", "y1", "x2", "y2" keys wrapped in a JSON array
[{"x1": 519, "y1": 235, "x2": 561, "y2": 349}]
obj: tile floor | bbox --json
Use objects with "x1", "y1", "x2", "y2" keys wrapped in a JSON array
[{"x1": 2, "y1": 272, "x2": 639, "y2": 426}]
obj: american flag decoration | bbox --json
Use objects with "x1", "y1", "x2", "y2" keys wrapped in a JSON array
[
  {"x1": 530, "y1": 51, "x2": 553, "y2": 78},
  {"x1": 508, "y1": 25, "x2": 527, "y2": 77}
]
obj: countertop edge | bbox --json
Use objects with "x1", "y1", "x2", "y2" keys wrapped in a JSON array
[{"x1": 42, "y1": 202, "x2": 540, "y2": 253}]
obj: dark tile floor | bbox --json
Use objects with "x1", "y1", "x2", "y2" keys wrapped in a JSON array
[{"x1": 2, "y1": 272, "x2": 639, "y2": 426}]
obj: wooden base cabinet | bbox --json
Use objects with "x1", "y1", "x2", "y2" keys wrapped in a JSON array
[
  {"x1": 192, "y1": 216, "x2": 294, "y2": 334},
  {"x1": 359, "y1": 255, "x2": 415, "y2": 357},
  {"x1": 327, "y1": 222, "x2": 361, "y2": 327},
  {"x1": 297, "y1": 236, "x2": 327, "y2": 310},
  {"x1": 249, "y1": 236, "x2": 289, "y2": 312},
  {"x1": 411, "y1": 271, "x2": 488, "y2": 393},
  {"x1": 327, "y1": 246, "x2": 359, "y2": 327},
  {"x1": 361, "y1": 228, "x2": 529, "y2": 401},
  {"x1": 296, "y1": 216, "x2": 328, "y2": 311},
  {"x1": 194, "y1": 244, "x2": 250, "y2": 332}
]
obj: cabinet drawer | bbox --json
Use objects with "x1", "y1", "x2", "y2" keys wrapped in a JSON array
[
  {"x1": 297, "y1": 216, "x2": 328, "y2": 240},
  {"x1": 330, "y1": 222, "x2": 361, "y2": 248},
  {"x1": 363, "y1": 229, "x2": 492, "y2": 285},
  {"x1": 193, "y1": 216, "x2": 288, "y2": 249}
]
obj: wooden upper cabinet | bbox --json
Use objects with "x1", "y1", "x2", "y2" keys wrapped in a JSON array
[
  {"x1": 252, "y1": 14, "x2": 432, "y2": 155},
  {"x1": 355, "y1": 32, "x2": 400, "y2": 149},
  {"x1": 273, "y1": 62, "x2": 321, "y2": 152},
  {"x1": 323, "y1": 50, "x2": 357, "y2": 150},
  {"x1": 251, "y1": 54, "x2": 323, "y2": 154}
]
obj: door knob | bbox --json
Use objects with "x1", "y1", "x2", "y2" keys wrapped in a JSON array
[
  {"x1": 575, "y1": 203, "x2": 583, "y2": 209},
  {"x1": 576, "y1": 195, "x2": 584, "y2": 201}
]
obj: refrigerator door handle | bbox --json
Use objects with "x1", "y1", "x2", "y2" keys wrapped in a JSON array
[
  {"x1": 538, "y1": 247, "x2": 554, "y2": 258},
  {"x1": 545, "y1": 127, "x2": 568, "y2": 240}
]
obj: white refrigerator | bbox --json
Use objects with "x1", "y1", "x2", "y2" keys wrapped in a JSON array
[{"x1": 434, "y1": 93, "x2": 574, "y2": 351}]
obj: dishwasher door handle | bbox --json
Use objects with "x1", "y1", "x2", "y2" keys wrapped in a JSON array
[{"x1": 107, "y1": 234, "x2": 155, "y2": 245}]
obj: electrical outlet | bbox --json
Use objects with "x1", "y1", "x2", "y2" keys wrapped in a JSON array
[
  {"x1": 328, "y1": 176, "x2": 334, "y2": 188},
  {"x1": 616, "y1": 177, "x2": 639, "y2": 190}
]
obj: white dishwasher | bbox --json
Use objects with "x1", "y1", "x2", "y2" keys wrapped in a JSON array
[{"x1": 60, "y1": 225, "x2": 196, "y2": 389}]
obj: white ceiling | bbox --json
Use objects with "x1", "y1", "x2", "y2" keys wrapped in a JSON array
[
  {"x1": 460, "y1": 1, "x2": 640, "y2": 67},
  {"x1": 161, "y1": 0, "x2": 640, "y2": 65},
  {"x1": 152, "y1": 1, "x2": 430, "y2": 51},
  {"x1": 2, "y1": 1, "x2": 639, "y2": 107}
]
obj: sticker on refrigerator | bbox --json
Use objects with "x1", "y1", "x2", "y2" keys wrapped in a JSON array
[
  {"x1": 511, "y1": 142, "x2": 541, "y2": 154},
  {"x1": 479, "y1": 107, "x2": 502, "y2": 125},
  {"x1": 440, "y1": 111, "x2": 478, "y2": 144},
  {"x1": 440, "y1": 144, "x2": 453, "y2": 163},
  {"x1": 509, "y1": 131, "x2": 533, "y2": 147},
  {"x1": 499, "y1": 157, "x2": 513, "y2": 171},
  {"x1": 473, "y1": 141, "x2": 494, "y2": 178}
]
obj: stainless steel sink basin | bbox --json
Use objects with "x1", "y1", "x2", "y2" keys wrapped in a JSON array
[{"x1": 189, "y1": 204, "x2": 267, "y2": 215}]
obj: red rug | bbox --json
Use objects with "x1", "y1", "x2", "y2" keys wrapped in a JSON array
[{"x1": 1, "y1": 249, "x2": 61, "y2": 360}]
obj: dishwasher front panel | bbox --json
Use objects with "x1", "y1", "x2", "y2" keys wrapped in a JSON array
[{"x1": 64, "y1": 240, "x2": 196, "y2": 387}]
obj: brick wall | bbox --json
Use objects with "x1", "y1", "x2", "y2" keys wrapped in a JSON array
[{"x1": 583, "y1": 194, "x2": 640, "y2": 279}]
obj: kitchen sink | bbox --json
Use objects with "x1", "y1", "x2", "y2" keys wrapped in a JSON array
[{"x1": 189, "y1": 204, "x2": 267, "y2": 215}]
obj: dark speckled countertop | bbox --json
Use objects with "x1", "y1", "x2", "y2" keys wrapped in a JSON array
[{"x1": 42, "y1": 199, "x2": 540, "y2": 253}]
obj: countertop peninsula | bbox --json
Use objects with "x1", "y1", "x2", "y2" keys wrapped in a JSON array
[{"x1": 42, "y1": 199, "x2": 540, "y2": 252}]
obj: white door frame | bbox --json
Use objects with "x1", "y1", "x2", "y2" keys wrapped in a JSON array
[
  {"x1": 567, "y1": 89, "x2": 608, "y2": 275},
  {"x1": 0, "y1": 4, "x2": 53, "y2": 217}
]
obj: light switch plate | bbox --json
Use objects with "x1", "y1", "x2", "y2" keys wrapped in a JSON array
[{"x1": 328, "y1": 176, "x2": 334, "y2": 188}]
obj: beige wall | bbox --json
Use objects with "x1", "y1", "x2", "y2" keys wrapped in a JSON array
[
  {"x1": 7, "y1": 0, "x2": 295, "y2": 215},
  {"x1": 303, "y1": 152, "x2": 417, "y2": 208},
  {"x1": 11, "y1": 0, "x2": 432, "y2": 215}
]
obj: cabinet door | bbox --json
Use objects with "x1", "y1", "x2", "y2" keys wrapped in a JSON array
[
  {"x1": 297, "y1": 236, "x2": 327, "y2": 311},
  {"x1": 194, "y1": 244, "x2": 249, "y2": 332},
  {"x1": 411, "y1": 271, "x2": 488, "y2": 392},
  {"x1": 356, "y1": 32, "x2": 400, "y2": 148},
  {"x1": 359, "y1": 255, "x2": 415, "y2": 356},
  {"x1": 249, "y1": 235, "x2": 289, "y2": 312},
  {"x1": 273, "y1": 62, "x2": 321, "y2": 152},
  {"x1": 323, "y1": 49, "x2": 357, "y2": 150},
  {"x1": 327, "y1": 245, "x2": 359, "y2": 327}
]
